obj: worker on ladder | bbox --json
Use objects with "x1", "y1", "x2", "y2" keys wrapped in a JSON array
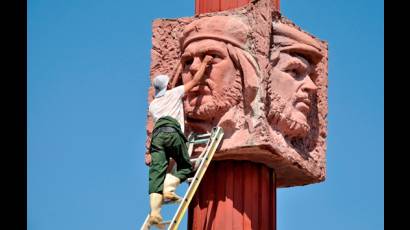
[{"x1": 145, "y1": 55, "x2": 213, "y2": 226}]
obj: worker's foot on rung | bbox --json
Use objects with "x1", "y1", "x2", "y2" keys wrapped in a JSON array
[
  {"x1": 160, "y1": 221, "x2": 171, "y2": 225},
  {"x1": 148, "y1": 215, "x2": 164, "y2": 229},
  {"x1": 163, "y1": 198, "x2": 182, "y2": 205},
  {"x1": 150, "y1": 223, "x2": 166, "y2": 229},
  {"x1": 149, "y1": 221, "x2": 170, "y2": 229},
  {"x1": 163, "y1": 192, "x2": 182, "y2": 204}
]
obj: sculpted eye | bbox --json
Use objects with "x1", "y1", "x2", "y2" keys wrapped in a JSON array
[
  {"x1": 209, "y1": 53, "x2": 223, "y2": 64},
  {"x1": 285, "y1": 68, "x2": 299, "y2": 78},
  {"x1": 183, "y1": 57, "x2": 194, "y2": 66},
  {"x1": 284, "y1": 64, "x2": 308, "y2": 79}
]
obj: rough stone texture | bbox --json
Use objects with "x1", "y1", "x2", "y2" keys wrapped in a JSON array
[{"x1": 146, "y1": 0, "x2": 328, "y2": 188}]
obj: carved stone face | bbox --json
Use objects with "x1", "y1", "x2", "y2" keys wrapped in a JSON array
[
  {"x1": 181, "y1": 39, "x2": 242, "y2": 124},
  {"x1": 148, "y1": 4, "x2": 328, "y2": 187},
  {"x1": 268, "y1": 52, "x2": 318, "y2": 138}
]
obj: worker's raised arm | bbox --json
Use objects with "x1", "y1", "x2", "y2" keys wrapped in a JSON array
[{"x1": 184, "y1": 55, "x2": 213, "y2": 93}]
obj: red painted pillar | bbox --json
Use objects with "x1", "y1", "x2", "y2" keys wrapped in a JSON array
[
  {"x1": 189, "y1": 1, "x2": 279, "y2": 229},
  {"x1": 188, "y1": 161, "x2": 276, "y2": 229},
  {"x1": 195, "y1": 0, "x2": 280, "y2": 15}
]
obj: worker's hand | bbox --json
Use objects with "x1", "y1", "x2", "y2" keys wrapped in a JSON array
[
  {"x1": 145, "y1": 151, "x2": 152, "y2": 166},
  {"x1": 184, "y1": 55, "x2": 213, "y2": 93},
  {"x1": 203, "y1": 55, "x2": 213, "y2": 64}
]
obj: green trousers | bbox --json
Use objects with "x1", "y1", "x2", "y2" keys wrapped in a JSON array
[{"x1": 149, "y1": 131, "x2": 193, "y2": 194}]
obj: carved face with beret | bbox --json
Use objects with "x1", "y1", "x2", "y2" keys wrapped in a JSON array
[
  {"x1": 267, "y1": 22, "x2": 324, "y2": 138},
  {"x1": 178, "y1": 16, "x2": 260, "y2": 132}
]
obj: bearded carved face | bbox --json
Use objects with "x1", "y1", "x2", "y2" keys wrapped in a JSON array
[
  {"x1": 148, "y1": 5, "x2": 328, "y2": 187},
  {"x1": 180, "y1": 39, "x2": 243, "y2": 128},
  {"x1": 267, "y1": 52, "x2": 318, "y2": 138}
]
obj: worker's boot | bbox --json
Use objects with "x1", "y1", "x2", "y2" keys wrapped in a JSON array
[
  {"x1": 148, "y1": 193, "x2": 164, "y2": 228},
  {"x1": 163, "y1": 173, "x2": 182, "y2": 203}
]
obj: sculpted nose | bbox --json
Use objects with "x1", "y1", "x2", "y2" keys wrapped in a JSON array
[
  {"x1": 189, "y1": 57, "x2": 202, "y2": 73},
  {"x1": 302, "y1": 76, "x2": 318, "y2": 93}
]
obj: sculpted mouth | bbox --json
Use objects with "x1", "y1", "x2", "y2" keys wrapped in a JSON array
[
  {"x1": 297, "y1": 97, "x2": 311, "y2": 105},
  {"x1": 187, "y1": 85, "x2": 213, "y2": 105},
  {"x1": 295, "y1": 96, "x2": 311, "y2": 105},
  {"x1": 294, "y1": 97, "x2": 311, "y2": 114}
]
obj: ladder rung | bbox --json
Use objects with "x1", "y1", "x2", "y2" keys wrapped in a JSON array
[
  {"x1": 148, "y1": 221, "x2": 171, "y2": 230},
  {"x1": 189, "y1": 157, "x2": 202, "y2": 162},
  {"x1": 192, "y1": 139, "x2": 209, "y2": 144},
  {"x1": 195, "y1": 133, "x2": 212, "y2": 138},
  {"x1": 160, "y1": 221, "x2": 171, "y2": 225},
  {"x1": 168, "y1": 127, "x2": 224, "y2": 229},
  {"x1": 186, "y1": 176, "x2": 200, "y2": 183},
  {"x1": 140, "y1": 127, "x2": 224, "y2": 230},
  {"x1": 163, "y1": 199, "x2": 181, "y2": 205}
]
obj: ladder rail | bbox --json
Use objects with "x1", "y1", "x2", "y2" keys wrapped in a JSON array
[
  {"x1": 174, "y1": 131, "x2": 213, "y2": 174},
  {"x1": 188, "y1": 132, "x2": 214, "y2": 170},
  {"x1": 139, "y1": 127, "x2": 224, "y2": 230},
  {"x1": 167, "y1": 127, "x2": 224, "y2": 230},
  {"x1": 140, "y1": 214, "x2": 150, "y2": 230}
]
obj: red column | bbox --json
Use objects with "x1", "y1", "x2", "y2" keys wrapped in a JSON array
[
  {"x1": 195, "y1": 0, "x2": 280, "y2": 15},
  {"x1": 188, "y1": 161, "x2": 276, "y2": 230},
  {"x1": 189, "y1": 1, "x2": 278, "y2": 229}
]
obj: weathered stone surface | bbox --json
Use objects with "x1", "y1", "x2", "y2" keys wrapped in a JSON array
[{"x1": 146, "y1": 0, "x2": 328, "y2": 188}]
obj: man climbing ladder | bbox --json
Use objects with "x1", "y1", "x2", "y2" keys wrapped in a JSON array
[{"x1": 145, "y1": 55, "x2": 213, "y2": 226}]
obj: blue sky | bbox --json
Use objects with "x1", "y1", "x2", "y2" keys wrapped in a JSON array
[{"x1": 28, "y1": 0, "x2": 384, "y2": 229}]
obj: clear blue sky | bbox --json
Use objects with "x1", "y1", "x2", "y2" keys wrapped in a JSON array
[{"x1": 28, "y1": 0, "x2": 384, "y2": 229}]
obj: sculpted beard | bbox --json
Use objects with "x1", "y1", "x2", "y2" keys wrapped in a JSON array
[
  {"x1": 267, "y1": 87, "x2": 310, "y2": 138},
  {"x1": 185, "y1": 70, "x2": 242, "y2": 121}
]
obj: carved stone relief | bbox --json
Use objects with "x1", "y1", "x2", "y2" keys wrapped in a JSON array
[{"x1": 147, "y1": 0, "x2": 328, "y2": 187}]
